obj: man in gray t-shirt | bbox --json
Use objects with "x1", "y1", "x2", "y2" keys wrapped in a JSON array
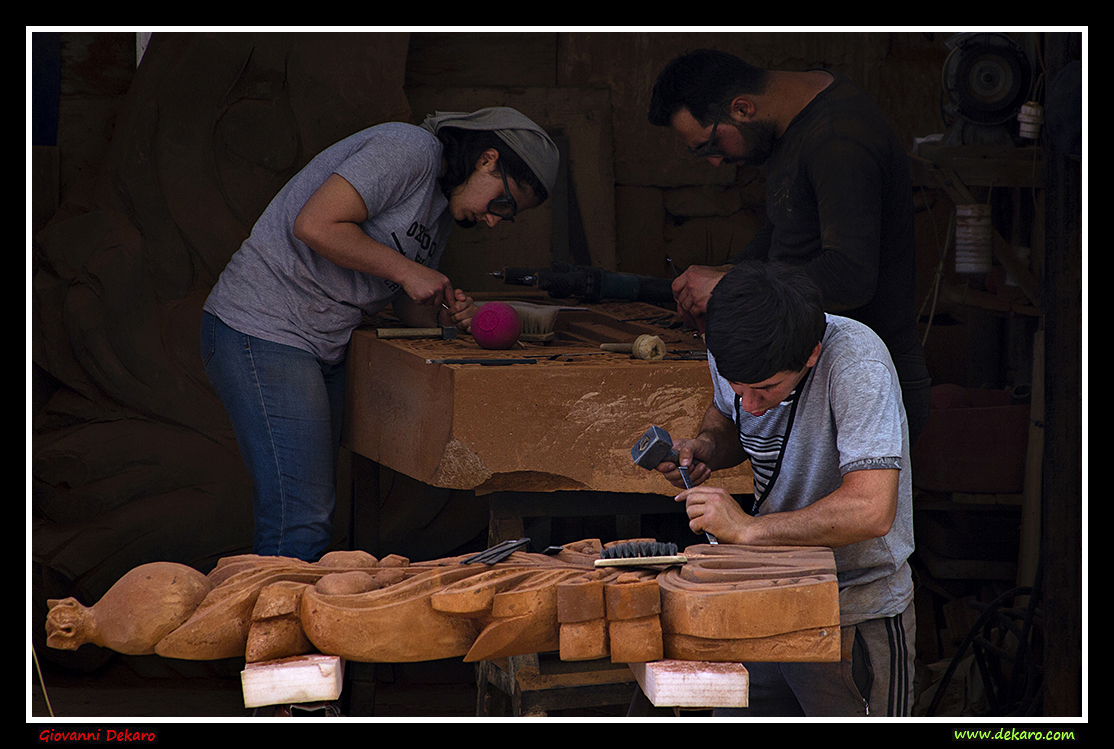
[
  {"x1": 704, "y1": 314, "x2": 914, "y2": 624},
  {"x1": 656, "y1": 260, "x2": 916, "y2": 716}
]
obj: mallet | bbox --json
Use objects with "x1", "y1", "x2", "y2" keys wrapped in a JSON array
[
  {"x1": 600, "y1": 334, "x2": 666, "y2": 361},
  {"x1": 630, "y1": 425, "x2": 718, "y2": 544}
]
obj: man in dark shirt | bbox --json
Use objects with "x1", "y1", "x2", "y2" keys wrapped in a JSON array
[{"x1": 648, "y1": 49, "x2": 930, "y2": 441}]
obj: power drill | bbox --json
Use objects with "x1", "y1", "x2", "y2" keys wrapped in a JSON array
[{"x1": 490, "y1": 263, "x2": 675, "y2": 305}]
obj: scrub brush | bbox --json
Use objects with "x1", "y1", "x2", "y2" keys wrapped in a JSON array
[
  {"x1": 593, "y1": 540, "x2": 687, "y2": 568},
  {"x1": 501, "y1": 301, "x2": 583, "y2": 342}
]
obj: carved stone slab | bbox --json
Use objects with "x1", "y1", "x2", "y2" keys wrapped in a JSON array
[
  {"x1": 46, "y1": 540, "x2": 838, "y2": 666},
  {"x1": 659, "y1": 545, "x2": 841, "y2": 663}
]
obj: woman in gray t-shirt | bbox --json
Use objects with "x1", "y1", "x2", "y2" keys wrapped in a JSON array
[{"x1": 201, "y1": 108, "x2": 558, "y2": 561}]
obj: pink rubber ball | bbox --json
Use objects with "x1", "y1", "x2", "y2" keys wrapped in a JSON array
[{"x1": 472, "y1": 302, "x2": 522, "y2": 350}]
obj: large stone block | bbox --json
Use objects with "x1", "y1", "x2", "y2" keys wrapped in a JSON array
[{"x1": 344, "y1": 300, "x2": 753, "y2": 496}]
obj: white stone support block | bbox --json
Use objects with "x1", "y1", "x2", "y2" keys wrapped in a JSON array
[
  {"x1": 629, "y1": 659, "x2": 749, "y2": 708},
  {"x1": 241, "y1": 654, "x2": 344, "y2": 708}
]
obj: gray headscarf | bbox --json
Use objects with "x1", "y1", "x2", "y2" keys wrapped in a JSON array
[{"x1": 419, "y1": 107, "x2": 560, "y2": 197}]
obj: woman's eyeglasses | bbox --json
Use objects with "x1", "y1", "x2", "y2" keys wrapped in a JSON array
[{"x1": 486, "y1": 162, "x2": 517, "y2": 222}]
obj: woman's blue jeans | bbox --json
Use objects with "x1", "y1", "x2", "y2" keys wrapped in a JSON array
[{"x1": 200, "y1": 311, "x2": 345, "y2": 561}]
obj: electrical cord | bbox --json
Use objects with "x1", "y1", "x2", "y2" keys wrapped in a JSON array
[
  {"x1": 33, "y1": 645, "x2": 55, "y2": 717},
  {"x1": 925, "y1": 549, "x2": 1045, "y2": 717},
  {"x1": 916, "y1": 186, "x2": 954, "y2": 349}
]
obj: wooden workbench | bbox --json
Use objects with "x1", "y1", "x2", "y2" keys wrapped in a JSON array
[{"x1": 342, "y1": 298, "x2": 753, "y2": 497}]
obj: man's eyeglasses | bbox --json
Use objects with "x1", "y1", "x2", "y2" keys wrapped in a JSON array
[
  {"x1": 486, "y1": 161, "x2": 517, "y2": 222},
  {"x1": 687, "y1": 105, "x2": 728, "y2": 159}
]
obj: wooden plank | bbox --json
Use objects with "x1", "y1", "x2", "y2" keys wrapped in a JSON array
[
  {"x1": 1017, "y1": 328, "x2": 1043, "y2": 592},
  {"x1": 911, "y1": 143, "x2": 1045, "y2": 189},
  {"x1": 240, "y1": 655, "x2": 344, "y2": 708},
  {"x1": 629, "y1": 659, "x2": 748, "y2": 708}
]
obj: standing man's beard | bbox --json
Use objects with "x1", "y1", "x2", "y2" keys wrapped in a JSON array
[{"x1": 723, "y1": 119, "x2": 778, "y2": 166}]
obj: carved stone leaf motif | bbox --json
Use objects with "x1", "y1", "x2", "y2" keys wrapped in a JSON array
[{"x1": 45, "y1": 542, "x2": 840, "y2": 665}]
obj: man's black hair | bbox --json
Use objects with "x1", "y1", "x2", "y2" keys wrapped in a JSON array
[
  {"x1": 705, "y1": 261, "x2": 827, "y2": 384},
  {"x1": 648, "y1": 49, "x2": 769, "y2": 127},
  {"x1": 435, "y1": 127, "x2": 548, "y2": 206}
]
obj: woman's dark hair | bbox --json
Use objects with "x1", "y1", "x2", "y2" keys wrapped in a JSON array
[
  {"x1": 704, "y1": 261, "x2": 827, "y2": 384},
  {"x1": 435, "y1": 126, "x2": 548, "y2": 205},
  {"x1": 648, "y1": 49, "x2": 769, "y2": 127}
]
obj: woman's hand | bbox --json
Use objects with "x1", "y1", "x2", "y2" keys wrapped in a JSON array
[
  {"x1": 440, "y1": 289, "x2": 477, "y2": 331},
  {"x1": 295, "y1": 175, "x2": 455, "y2": 309},
  {"x1": 400, "y1": 265, "x2": 456, "y2": 310}
]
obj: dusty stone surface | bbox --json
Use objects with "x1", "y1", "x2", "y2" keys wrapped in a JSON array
[{"x1": 345, "y1": 301, "x2": 754, "y2": 496}]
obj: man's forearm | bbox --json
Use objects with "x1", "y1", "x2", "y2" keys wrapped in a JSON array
[
  {"x1": 738, "y1": 468, "x2": 899, "y2": 547},
  {"x1": 695, "y1": 406, "x2": 747, "y2": 471}
]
